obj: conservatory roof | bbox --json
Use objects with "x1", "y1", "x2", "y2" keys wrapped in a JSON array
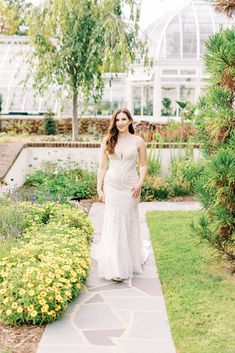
[{"x1": 144, "y1": 0, "x2": 234, "y2": 60}]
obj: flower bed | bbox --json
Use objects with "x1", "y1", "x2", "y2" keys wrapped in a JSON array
[{"x1": 0, "y1": 202, "x2": 93, "y2": 325}]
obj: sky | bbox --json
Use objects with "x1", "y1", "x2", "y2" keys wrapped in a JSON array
[
  {"x1": 139, "y1": 0, "x2": 188, "y2": 30},
  {"x1": 28, "y1": 0, "x2": 189, "y2": 30}
]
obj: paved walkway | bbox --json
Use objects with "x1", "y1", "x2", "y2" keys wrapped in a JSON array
[{"x1": 37, "y1": 201, "x2": 201, "y2": 353}]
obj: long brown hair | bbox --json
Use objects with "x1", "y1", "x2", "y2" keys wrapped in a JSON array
[{"x1": 105, "y1": 108, "x2": 135, "y2": 154}]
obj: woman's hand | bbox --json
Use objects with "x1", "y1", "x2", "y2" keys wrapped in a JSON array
[
  {"x1": 132, "y1": 183, "x2": 142, "y2": 198},
  {"x1": 97, "y1": 189, "x2": 105, "y2": 202}
]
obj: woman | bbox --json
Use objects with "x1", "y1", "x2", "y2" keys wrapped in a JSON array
[{"x1": 97, "y1": 108, "x2": 147, "y2": 281}]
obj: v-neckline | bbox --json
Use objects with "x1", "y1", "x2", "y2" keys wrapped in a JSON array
[{"x1": 115, "y1": 146, "x2": 137, "y2": 160}]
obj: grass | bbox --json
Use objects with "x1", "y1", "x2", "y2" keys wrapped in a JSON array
[{"x1": 146, "y1": 211, "x2": 235, "y2": 353}]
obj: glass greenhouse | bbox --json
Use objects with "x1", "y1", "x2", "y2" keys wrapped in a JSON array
[{"x1": 0, "y1": 0, "x2": 234, "y2": 121}]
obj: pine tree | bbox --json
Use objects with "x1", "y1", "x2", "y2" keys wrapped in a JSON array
[{"x1": 193, "y1": 27, "x2": 235, "y2": 269}]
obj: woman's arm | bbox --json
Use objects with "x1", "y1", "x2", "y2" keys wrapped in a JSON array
[
  {"x1": 97, "y1": 139, "x2": 108, "y2": 202},
  {"x1": 132, "y1": 137, "x2": 147, "y2": 198}
]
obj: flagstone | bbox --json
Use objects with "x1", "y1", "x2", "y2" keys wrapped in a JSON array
[
  {"x1": 104, "y1": 296, "x2": 166, "y2": 311},
  {"x1": 38, "y1": 316, "x2": 87, "y2": 345},
  {"x1": 83, "y1": 329, "x2": 125, "y2": 346},
  {"x1": 85, "y1": 294, "x2": 104, "y2": 303},
  {"x1": 100, "y1": 288, "x2": 146, "y2": 297},
  {"x1": 113, "y1": 338, "x2": 176, "y2": 353},
  {"x1": 75, "y1": 303, "x2": 124, "y2": 330},
  {"x1": 131, "y1": 278, "x2": 163, "y2": 295},
  {"x1": 127, "y1": 311, "x2": 172, "y2": 340}
]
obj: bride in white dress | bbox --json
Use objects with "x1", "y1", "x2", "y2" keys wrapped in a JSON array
[{"x1": 97, "y1": 108, "x2": 148, "y2": 281}]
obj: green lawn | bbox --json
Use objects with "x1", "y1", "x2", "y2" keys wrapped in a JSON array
[{"x1": 146, "y1": 211, "x2": 235, "y2": 353}]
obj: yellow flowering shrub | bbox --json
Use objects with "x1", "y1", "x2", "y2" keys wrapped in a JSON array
[{"x1": 0, "y1": 202, "x2": 93, "y2": 325}]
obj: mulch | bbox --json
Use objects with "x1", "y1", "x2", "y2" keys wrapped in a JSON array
[{"x1": 0, "y1": 322, "x2": 45, "y2": 353}]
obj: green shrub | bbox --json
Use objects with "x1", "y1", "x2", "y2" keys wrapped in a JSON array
[
  {"x1": 24, "y1": 162, "x2": 97, "y2": 202},
  {"x1": 0, "y1": 202, "x2": 93, "y2": 325},
  {"x1": 44, "y1": 113, "x2": 57, "y2": 135},
  {"x1": 192, "y1": 142, "x2": 235, "y2": 263},
  {"x1": 166, "y1": 157, "x2": 205, "y2": 196},
  {"x1": 141, "y1": 176, "x2": 169, "y2": 201}
]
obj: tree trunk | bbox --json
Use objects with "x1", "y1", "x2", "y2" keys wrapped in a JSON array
[{"x1": 72, "y1": 91, "x2": 78, "y2": 141}]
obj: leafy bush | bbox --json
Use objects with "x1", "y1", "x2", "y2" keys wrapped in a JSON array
[
  {"x1": 24, "y1": 162, "x2": 97, "y2": 202},
  {"x1": 141, "y1": 176, "x2": 169, "y2": 201},
  {"x1": 193, "y1": 28, "x2": 235, "y2": 268},
  {"x1": 166, "y1": 157, "x2": 205, "y2": 196},
  {"x1": 192, "y1": 142, "x2": 235, "y2": 263},
  {"x1": 0, "y1": 202, "x2": 93, "y2": 325},
  {"x1": 44, "y1": 113, "x2": 57, "y2": 135}
]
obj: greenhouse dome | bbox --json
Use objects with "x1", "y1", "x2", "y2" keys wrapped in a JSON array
[
  {"x1": 145, "y1": 0, "x2": 231, "y2": 60},
  {"x1": 0, "y1": 0, "x2": 234, "y2": 120}
]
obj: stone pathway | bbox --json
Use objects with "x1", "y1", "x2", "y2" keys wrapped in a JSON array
[
  {"x1": 0, "y1": 143, "x2": 24, "y2": 183},
  {"x1": 37, "y1": 201, "x2": 201, "y2": 353}
]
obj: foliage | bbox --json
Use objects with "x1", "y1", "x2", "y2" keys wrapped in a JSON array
[
  {"x1": 193, "y1": 26, "x2": 235, "y2": 267},
  {"x1": 147, "y1": 210, "x2": 235, "y2": 353},
  {"x1": 0, "y1": 0, "x2": 31, "y2": 35},
  {"x1": 0, "y1": 202, "x2": 93, "y2": 325},
  {"x1": 167, "y1": 157, "x2": 206, "y2": 197},
  {"x1": 135, "y1": 120, "x2": 197, "y2": 143},
  {"x1": 196, "y1": 86, "x2": 234, "y2": 154},
  {"x1": 0, "y1": 199, "x2": 33, "y2": 243},
  {"x1": 147, "y1": 133, "x2": 162, "y2": 176},
  {"x1": 141, "y1": 175, "x2": 169, "y2": 201},
  {"x1": 192, "y1": 141, "x2": 235, "y2": 263},
  {"x1": 26, "y1": 0, "x2": 149, "y2": 140},
  {"x1": 44, "y1": 112, "x2": 57, "y2": 135},
  {"x1": 161, "y1": 97, "x2": 172, "y2": 116},
  {"x1": 23, "y1": 162, "x2": 97, "y2": 202}
]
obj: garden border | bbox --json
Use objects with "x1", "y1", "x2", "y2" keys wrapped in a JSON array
[{"x1": 0, "y1": 141, "x2": 201, "y2": 183}]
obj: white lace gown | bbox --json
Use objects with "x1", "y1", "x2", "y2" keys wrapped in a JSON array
[{"x1": 97, "y1": 145, "x2": 145, "y2": 280}]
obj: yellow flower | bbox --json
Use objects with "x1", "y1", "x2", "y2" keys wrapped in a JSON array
[
  {"x1": 12, "y1": 302, "x2": 18, "y2": 309},
  {"x1": 6, "y1": 309, "x2": 12, "y2": 316},
  {"x1": 30, "y1": 310, "x2": 37, "y2": 317},
  {"x1": 19, "y1": 288, "x2": 26, "y2": 295},
  {"x1": 45, "y1": 278, "x2": 52, "y2": 284},
  {"x1": 29, "y1": 290, "x2": 35, "y2": 296},
  {"x1": 28, "y1": 304, "x2": 34, "y2": 312},
  {"x1": 17, "y1": 306, "x2": 23, "y2": 314},
  {"x1": 3, "y1": 298, "x2": 9, "y2": 304},
  {"x1": 48, "y1": 310, "x2": 56, "y2": 317},
  {"x1": 27, "y1": 283, "x2": 34, "y2": 289},
  {"x1": 41, "y1": 304, "x2": 49, "y2": 313}
]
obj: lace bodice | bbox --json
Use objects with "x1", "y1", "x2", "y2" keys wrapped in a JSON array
[{"x1": 104, "y1": 146, "x2": 139, "y2": 191}]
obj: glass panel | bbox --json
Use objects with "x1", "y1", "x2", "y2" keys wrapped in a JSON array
[
  {"x1": 179, "y1": 85, "x2": 195, "y2": 103},
  {"x1": 132, "y1": 86, "x2": 141, "y2": 115},
  {"x1": 160, "y1": 14, "x2": 181, "y2": 59},
  {"x1": 0, "y1": 88, "x2": 8, "y2": 112},
  {"x1": 162, "y1": 69, "x2": 178, "y2": 76},
  {"x1": 180, "y1": 70, "x2": 196, "y2": 76},
  {"x1": 143, "y1": 85, "x2": 153, "y2": 116},
  {"x1": 196, "y1": 6, "x2": 214, "y2": 57},
  {"x1": 161, "y1": 86, "x2": 177, "y2": 116},
  {"x1": 8, "y1": 88, "x2": 25, "y2": 112},
  {"x1": 181, "y1": 7, "x2": 197, "y2": 58},
  {"x1": 23, "y1": 91, "x2": 42, "y2": 113}
]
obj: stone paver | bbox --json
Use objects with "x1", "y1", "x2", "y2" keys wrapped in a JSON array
[
  {"x1": 0, "y1": 143, "x2": 24, "y2": 181},
  {"x1": 36, "y1": 201, "x2": 201, "y2": 353}
]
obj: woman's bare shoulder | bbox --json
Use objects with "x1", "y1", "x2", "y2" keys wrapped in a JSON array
[
  {"x1": 101, "y1": 135, "x2": 108, "y2": 144},
  {"x1": 135, "y1": 135, "x2": 145, "y2": 147}
]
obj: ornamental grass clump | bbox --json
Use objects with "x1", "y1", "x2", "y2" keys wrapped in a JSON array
[{"x1": 0, "y1": 202, "x2": 93, "y2": 325}]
